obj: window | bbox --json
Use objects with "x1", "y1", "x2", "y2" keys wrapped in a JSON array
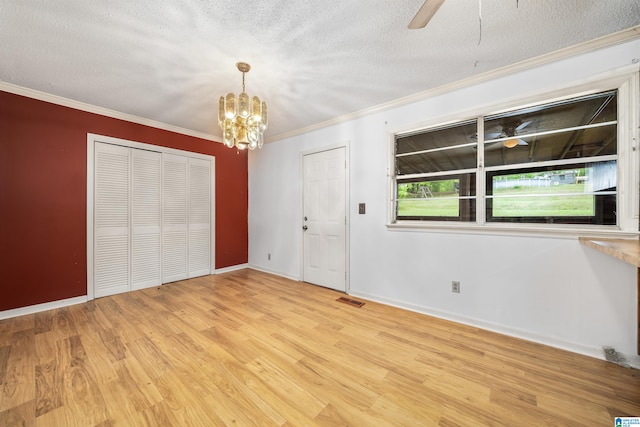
[
  {"x1": 391, "y1": 73, "x2": 638, "y2": 234},
  {"x1": 395, "y1": 120, "x2": 477, "y2": 221},
  {"x1": 486, "y1": 162, "x2": 616, "y2": 225}
]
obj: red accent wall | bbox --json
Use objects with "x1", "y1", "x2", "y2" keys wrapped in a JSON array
[{"x1": 0, "y1": 91, "x2": 248, "y2": 311}]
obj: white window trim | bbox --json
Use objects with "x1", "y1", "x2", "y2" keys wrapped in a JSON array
[{"x1": 387, "y1": 66, "x2": 640, "y2": 239}]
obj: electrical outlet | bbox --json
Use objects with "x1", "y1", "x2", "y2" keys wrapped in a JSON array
[
  {"x1": 451, "y1": 281, "x2": 460, "y2": 293},
  {"x1": 268, "y1": 253, "x2": 271, "y2": 261}
]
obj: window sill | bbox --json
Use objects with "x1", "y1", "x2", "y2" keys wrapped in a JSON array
[{"x1": 386, "y1": 221, "x2": 639, "y2": 240}]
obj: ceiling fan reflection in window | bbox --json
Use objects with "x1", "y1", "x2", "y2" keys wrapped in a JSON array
[
  {"x1": 471, "y1": 120, "x2": 533, "y2": 150},
  {"x1": 486, "y1": 120, "x2": 533, "y2": 148}
]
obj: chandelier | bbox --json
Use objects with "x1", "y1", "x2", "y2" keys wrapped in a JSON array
[{"x1": 218, "y1": 62, "x2": 268, "y2": 150}]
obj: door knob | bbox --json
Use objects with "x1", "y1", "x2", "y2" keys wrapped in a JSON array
[{"x1": 302, "y1": 225, "x2": 308, "y2": 231}]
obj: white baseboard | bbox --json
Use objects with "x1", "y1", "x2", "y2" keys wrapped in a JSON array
[
  {"x1": 347, "y1": 290, "x2": 622, "y2": 365},
  {"x1": 0, "y1": 296, "x2": 88, "y2": 320},
  {"x1": 248, "y1": 265, "x2": 301, "y2": 282},
  {"x1": 215, "y1": 263, "x2": 250, "y2": 274},
  {"x1": 622, "y1": 353, "x2": 640, "y2": 369}
]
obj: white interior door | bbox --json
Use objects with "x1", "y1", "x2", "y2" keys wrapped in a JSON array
[
  {"x1": 188, "y1": 157, "x2": 211, "y2": 278},
  {"x1": 162, "y1": 153, "x2": 189, "y2": 283},
  {"x1": 131, "y1": 149, "x2": 162, "y2": 290},
  {"x1": 94, "y1": 143, "x2": 130, "y2": 297},
  {"x1": 303, "y1": 147, "x2": 347, "y2": 291}
]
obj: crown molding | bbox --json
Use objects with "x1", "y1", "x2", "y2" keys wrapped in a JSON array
[
  {"x1": 266, "y1": 25, "x2": 640, "y2": 143},
  {"x1": 3, "y1": 25, "x2": 638, "y2": 146},
  {"x1": 0, "y1": 81, "x2": 223, "y2": 143}
]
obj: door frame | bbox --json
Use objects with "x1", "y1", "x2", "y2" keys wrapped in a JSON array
[
  {"x1": 299, "y1": 142, "x2": 350, "y2": 292},
  {"x1": 86, "y1": 133, "x2": 216, "y2": 301}
]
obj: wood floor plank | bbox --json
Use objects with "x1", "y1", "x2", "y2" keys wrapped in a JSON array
[
  {"x1": 1, "y1": 268, "x2": 639, "y2": 426},
  {"x1": 112, "y1": 359, "x2": 162, "y2": 413},
  {"x1": 125, "y1": 336, "x2": 174, "y2": 381},
  {"x1": 199, "y1": 326, "x2": 261, "y2": 365},
  {"x1": 33, "y1": 332, "x2": 58, "y2": 368},
  {"x1": 274, "y1": 330, "x2": 390, "y2": 382},
  {"x1": 295, "y1": 356, "x2": 380, "y2": 411},
  {"x1": 0, "y1": 347, "x2": 9, "y2": 384},
  {"x1": 34, "y1": 405, "x2": 79, "y2": 427},
  {"x1": 35, "y1": 359, "x2": 62, "y2": 417},
  {"x1": 50, "y1": 308, "x2": 78, "y2": 342},
  {"x1": 0, "y1": 316, "x2": 33, "y2": 348},
  {"x1": 0, "y1": 330, "x2": 35, "y2": 413},
  {"x1": 56, "y1": 335, "x2": 109, "y2": 426},
  {"x1": 245, "y1": 356, "x2": 328, "y2": 419},
  {"x1": 93, "y1": 299, "x2": 145, "y2": 345},
  {"x1": 101, "y1": 377, "x2": 146, "y2": 426},
  {"x1": 33, "y1": 311, "x2": 53, "y2": 336},
  {"x1": 0, "y1": 399, "x2": 34, "y2": 427},
  {"x1": 151, "y1": 370, "x2": 231, "y2": 426}
]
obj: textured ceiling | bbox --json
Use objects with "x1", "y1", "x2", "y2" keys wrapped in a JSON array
[{"x1": 1, "y1": 1, "x2": 639, "y2": 142}]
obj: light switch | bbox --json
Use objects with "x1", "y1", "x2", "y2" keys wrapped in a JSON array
[{"x1": 358, "y1": 203, "x2": 366, "y2": 214}]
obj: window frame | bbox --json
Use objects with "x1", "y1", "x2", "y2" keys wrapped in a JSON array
[
  {"x1": 484, "y1": 161, "x2": 618, "y2": 225},
  {"x1": 396, "y1": 173, "x2": 477, "y2": 222},
  {"x1": 387, "y1": 68, "x2": 639, "y2": 238}
]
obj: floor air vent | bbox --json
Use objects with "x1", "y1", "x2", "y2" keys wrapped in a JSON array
[{"x1": 336, "y1": 296, "x2": 365, "y2": 308}]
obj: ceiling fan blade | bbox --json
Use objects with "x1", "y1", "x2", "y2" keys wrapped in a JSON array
[
  {"x1": 408, "y1": 0, "x2": 445, "y2": 29},
  {"x1": 517, "y1": 139, "x2": 529, "y2": 146},
  {"x1": 515, "y1": 120, "x2": 533, "y2": 132},
  {"x1": 484, "y1": 132, "x2": 502, "y2": 139}
]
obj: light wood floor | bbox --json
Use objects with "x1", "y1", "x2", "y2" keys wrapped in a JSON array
[{"x1": 1, "y1": 269, "x2": 639, "y2": 426}]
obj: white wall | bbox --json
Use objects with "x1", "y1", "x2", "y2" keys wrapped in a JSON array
[{"x1": 248, "y1": 39, "x2": 640, "y2": 359}]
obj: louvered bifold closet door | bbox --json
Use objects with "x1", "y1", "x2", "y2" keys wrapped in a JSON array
[
  {"x1": 94, "y1": 143, "x2": 130, "y2": 297},
  {"x1": 131, "y1": 149, "x2": 162, "y2": 290},
  {"x1": 188, "y1": 158, "x2": 211, "y2": 277},
  {"x1": 162, "y1": 153, "x2": 188, "y2": 283}
]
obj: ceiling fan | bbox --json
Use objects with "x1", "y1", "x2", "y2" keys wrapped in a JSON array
[
  {"x1": 408, "y1": 0, "x2": 445, "y2": 29},
  {"x1": 486, "y1": 120, "x2": 533, "y2": 148}
]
